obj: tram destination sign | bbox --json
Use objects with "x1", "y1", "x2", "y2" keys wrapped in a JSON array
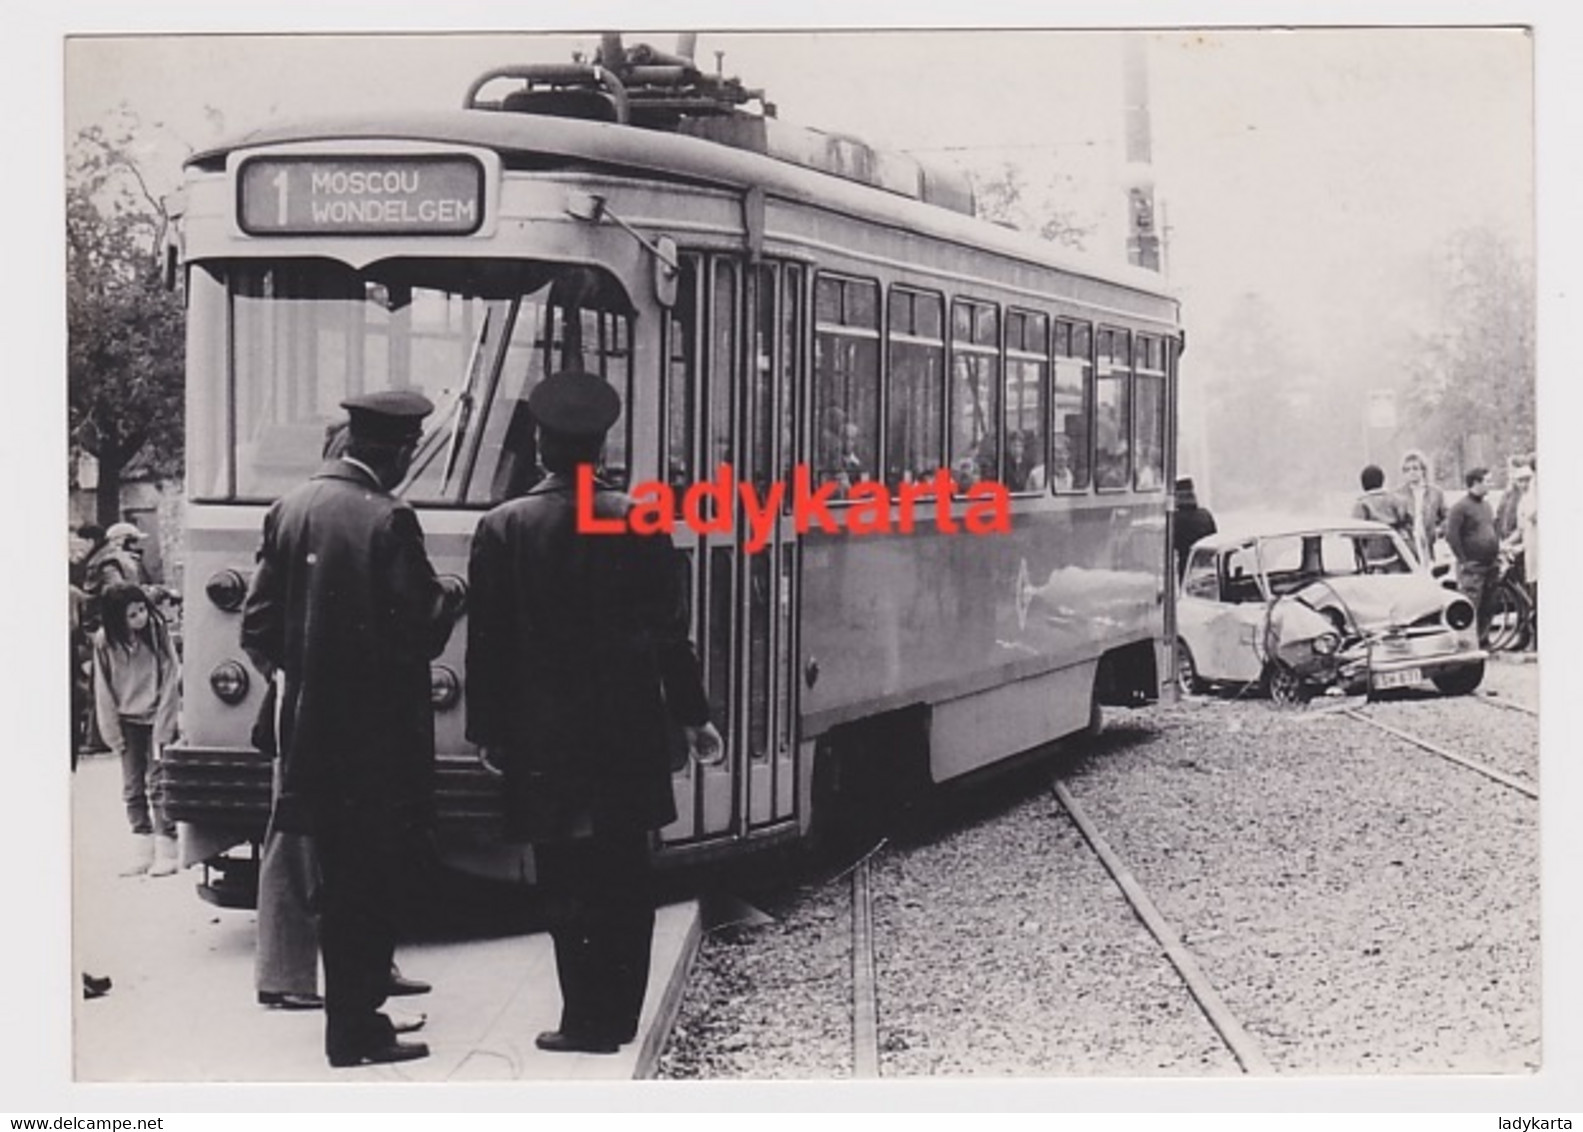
[{"x1": 237, "y1": 155, "x2": 485, "y2": 236}]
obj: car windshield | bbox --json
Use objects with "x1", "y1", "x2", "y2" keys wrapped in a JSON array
[{"x1": 1255, "y1": 530, "x2": 1412, "y2": 595}]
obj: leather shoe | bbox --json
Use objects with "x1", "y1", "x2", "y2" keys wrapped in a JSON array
[
  {"x1": 258, "y1": 990, "x2": 324, "y2": 1010},
  {"x1": 386, "y1": 972, "x2": 431, "y2": 997},
  {"x1": 389, "y1": 1007, "x2": 426, "y2": 1035},
  {"x1": 534, "y1": 1029, "x2": 619, "y2": 1055},
  {"x1": 327, "y1": 1038, "x2": 429, "y2": 1069}
]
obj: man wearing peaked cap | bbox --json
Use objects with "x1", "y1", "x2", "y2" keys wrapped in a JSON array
[
  {"x1": 466, "y1": 371, "x2": 722, "y2": 1055},
  {"x1": 526, "y1": 370, "x2": 622, "y2": 438},
  {"x1": 242, "y1": 383, "x2": 464, "y2": 1068},
  {"x1": 341, "y1": 389, "x2": 435, "y2": 443}
]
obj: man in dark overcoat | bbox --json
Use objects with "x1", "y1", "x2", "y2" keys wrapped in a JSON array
[
  {"x1": 1173, "y1": 477, "x2": 1218, "y2": 580},
  {"x1": 465, "y1": 371, "x2": 722, "y2": 1055},
  {"x1": 241, "y1": 390, "x2": 465, "y2": 1068}
]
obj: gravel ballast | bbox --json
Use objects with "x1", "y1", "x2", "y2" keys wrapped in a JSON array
[{"x1": 657, "y1": 667, "x2": 1540, "y2": 1080}]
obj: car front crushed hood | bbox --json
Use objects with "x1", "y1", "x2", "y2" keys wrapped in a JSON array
[{"x1": 1300, "y1": 573, "x2": 1452, "y2": 630}]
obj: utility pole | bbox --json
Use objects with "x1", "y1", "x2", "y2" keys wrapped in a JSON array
[{"x1": 1123, "y1": 36, "x2": 1161, "y2": 272}]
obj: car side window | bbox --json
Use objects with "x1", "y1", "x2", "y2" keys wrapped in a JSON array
[
  {"x1": 1183, "y1": 550, "x2": 1219, "y2": 599},
  {"x1": 1222, "y1": 545, "x2": 1262, "y2": 604}
]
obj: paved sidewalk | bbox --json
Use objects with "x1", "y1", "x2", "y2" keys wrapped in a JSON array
[{"x1": 72, "y1": 756, "x2": 700, "y2": 1083}]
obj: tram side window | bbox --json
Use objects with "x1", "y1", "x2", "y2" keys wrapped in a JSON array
[
  {"x1": 885, "y1": 288, "x2": 945, "y2": 492},
  {"x1": 1004, "y1": 309, "x2": 1048, "y2": 493},
  {"x1": 1133, "y1": 334, "x2": 1166, "y2": 492},
  {"x1": 813, "y1": 275, "x2": 881, "y2": 496},
  {"x1": 1052, "y1": 320, "x2": 1092, "y2": 492},
  {"x1": 949, "y1": 298, "x2": 1001, "y2": 492},
  {"x1": 1095, "y1": 327, "x2": 1132, "y2": 491}
]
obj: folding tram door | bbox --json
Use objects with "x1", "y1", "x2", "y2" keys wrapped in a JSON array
[{"x1": 661, "y1": 254, "x2": 804, "y2": 851}]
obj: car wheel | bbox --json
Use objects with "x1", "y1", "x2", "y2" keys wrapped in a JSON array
[
  {"x1": 1176, "y1": 639, "x2": 1206, "y2": 695},
  {"x1": 1431, "y1": 661, "x2": 1485, "y2": 696},
  {"x1": 1263, "y1": 661, "x2": 1307, "y2": 706}
]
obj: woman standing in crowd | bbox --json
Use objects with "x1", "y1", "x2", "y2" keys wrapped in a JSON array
[{"x1": 92, "y1": 582, "x2": 182, "y2": 878}]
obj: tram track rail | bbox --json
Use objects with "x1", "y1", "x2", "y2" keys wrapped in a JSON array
[
  {"x1": 1340, "y1": 706, "x2": 1538, "y2": 800},
  {"x1": 1472, "y1": 690, "x2": 1538, "y2": 718},
  {"x1": 842, "y1": 779, "x2": 1279, "y2": 1078}
]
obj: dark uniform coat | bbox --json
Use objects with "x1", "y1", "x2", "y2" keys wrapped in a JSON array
[
  {"x1": 240, "y1": 459, "x2": 459, "y2": 835},
  {"x1": 1173, "y1": 492, "x2": 1218, "y2": 579},
  {"x1": 464, "y1": 473, "x2": 710, "y2": 843}
]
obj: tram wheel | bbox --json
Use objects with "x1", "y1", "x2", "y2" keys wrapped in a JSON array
[{"x1": 1175, "y1": 639, "x2": 1206, "y2": 695}]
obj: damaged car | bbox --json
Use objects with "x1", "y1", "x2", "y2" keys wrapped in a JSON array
[{"x1": 1176, "y1": 520, "x2": 1486, "y2": 703}]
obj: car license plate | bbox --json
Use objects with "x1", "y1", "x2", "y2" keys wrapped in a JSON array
[{"x1": 1373, "y1": 667, "x2": 1422, "y2": 691}]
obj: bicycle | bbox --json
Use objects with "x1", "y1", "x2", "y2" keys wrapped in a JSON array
[
  {"x1": 1484, "y1": 552, "x2": 1534, "y2": 652},
  {"x1": 1428, "y1": 550, "x2": 1533, "y2": 653}
]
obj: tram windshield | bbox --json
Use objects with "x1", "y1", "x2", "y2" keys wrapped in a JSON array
[{"x1": 190, "y1": 259, "x2": 633, "y2": 505}]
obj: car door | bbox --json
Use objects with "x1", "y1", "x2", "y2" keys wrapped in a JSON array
[{"x1": 1187, "y1": 542, "x2": 1267, "y2": 683}]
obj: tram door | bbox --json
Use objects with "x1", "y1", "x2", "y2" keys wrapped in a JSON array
[{"x1": 661, "y1": 255, "x2": 803, "y2": 846}]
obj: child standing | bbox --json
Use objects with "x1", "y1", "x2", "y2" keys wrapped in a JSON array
[{"x1": 92, "y1": 582, "x2": 182, "y2": 877}]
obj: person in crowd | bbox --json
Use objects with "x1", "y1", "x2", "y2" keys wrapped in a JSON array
[
  {"x1": 1351, "y1": 464, "x2": 1406, "y2": 565},
  {"x1": 147, "y1": 586, "x2": 183, "y2": 660},
  {"x1": 70, "y1": 526, "x2": 101, "y2": 757},
  {"x1": 1173, "y1": 477, "x2": 1218, "y2": 580},
  {"x1": 241, "y1": 390, "x2": 465, "y2": 1069},
  {"x1": 249, "y1": 416, "x2": 430, "y2": 1028},
  {"x1": 92, "y1": 582, "x2": 182, "y2": 878},
  {"x1": 1445, "y1": 466, "x2": 1501, "y2": 646},
  {"x1": 1395, "y1": 448, "x2": 1447, "y2": 566},
  {"x1": 87, "y1": 522, "x2": 150, "y2": 592},
  {"x1": 466, "y1": 371, "x2": 722, "y2": 1055},
  {"x1": 1519, "y1": 453, "x2": 1538, "y2": 647},
  {"x1": 1502, "y1": 454, "x2": 1538, "y2": 649},
  {"x1": 1494, "y1": 457, "x2": 1529, "y2": 544}
]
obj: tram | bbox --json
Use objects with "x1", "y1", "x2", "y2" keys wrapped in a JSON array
[{"x1": 161, "y1": 35, "x2": 1184, "y2": 903}]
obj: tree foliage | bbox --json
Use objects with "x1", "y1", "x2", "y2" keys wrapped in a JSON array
[
  {"x1": 1403, "y1": 226, "x2": 1535, "y2": 480},
  {"x1": 66, "y1": 113, "x2": 186, "y2": 524},
  {"x1": 970, "y1": 162, "x2": 1094, "y2": 251}
]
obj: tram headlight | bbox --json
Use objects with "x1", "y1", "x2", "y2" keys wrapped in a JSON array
[
  {"x1": 430, "y1": 665, "x2": 461, "y2": 711},
  {"x1": 210, "y1": 660, "x2": 250, "y2": 705},
  {"x1": 1312, "y1": 631, "x2": 1340, "y2": 656},
  {"x1": 206, "y1": 568, "x2": 250, "y2": 612}
]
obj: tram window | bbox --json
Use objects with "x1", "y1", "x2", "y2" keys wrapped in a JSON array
[
  {"x1": 949, "y1": 299, "x2": 1001, "y2": 492},
  {"x1": 780, "y1": 265, "x2": 804, "y2": 502},
  {"x1": 1052, "y1": 320, "x2": 1092, "y2": 492},
  {"x1": 188, "y1": 266, "x2": 230, "y2": 497},
  {"x1": 1094, "y1": 327, "x2": 1131, "y2": 491},
  {"x1": 230, "y1": 263, "x2": 490, "y2": 503},
  {"x1": 1133, "y1": 334, "x2": 1165, "y2": 493},
  {"x1": 708, "y1": 261, "x2": 738, "y2": 481},
  {"x1": 752, "y1": 265, "x2": 777, "y2": 493},
  {"x1": 663, "y1": 257, "x2": 701, "y2": 493},
  {"x1": 885, "y1": 288, "x2": 945, "y2": 492},
  {"x1": 813, "y1": 274, "x2": 881, "y2": 497},
  {"x1": 1004, "y1": 309, "x2": 1048, "y2": 493}
]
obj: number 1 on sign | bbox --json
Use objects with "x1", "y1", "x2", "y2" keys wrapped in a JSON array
[{"x1": 271, "y1": 168, "x2": 289, "y2": 226}]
